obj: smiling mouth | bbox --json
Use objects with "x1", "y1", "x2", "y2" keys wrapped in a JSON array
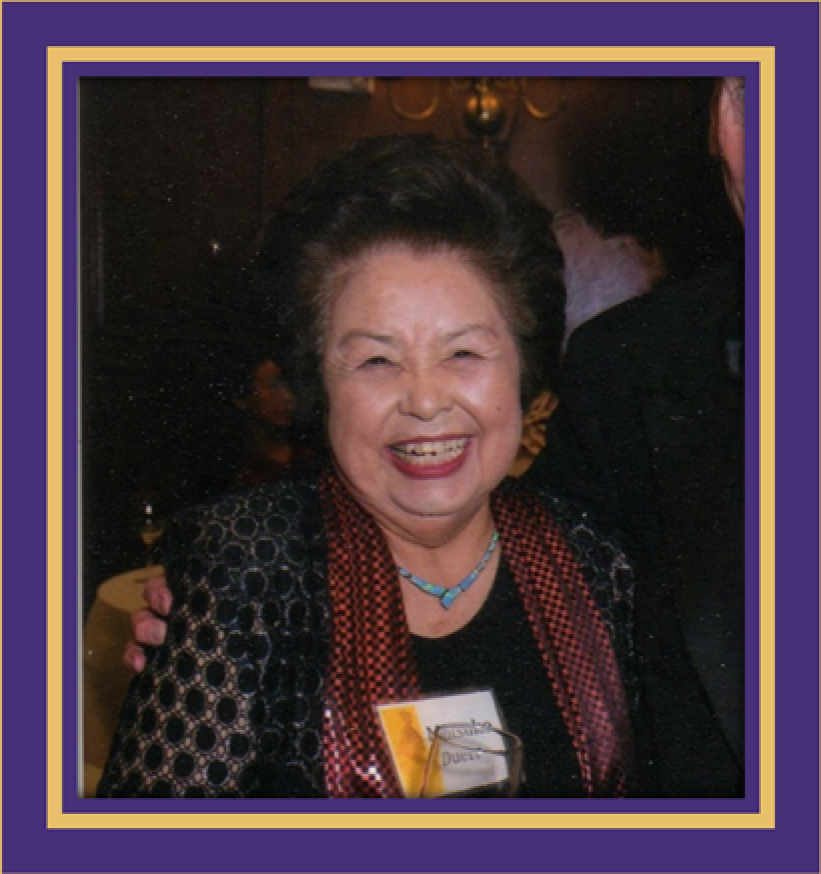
[{"x1": 390, "y1": 437, "x2": 470, "y2": 467}]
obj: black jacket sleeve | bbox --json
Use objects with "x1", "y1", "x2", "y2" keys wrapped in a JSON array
[{"x1": 96, "y1": 503, "x2": 280, "y2": 797}]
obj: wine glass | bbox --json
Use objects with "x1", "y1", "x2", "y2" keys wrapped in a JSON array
[
  {"x1": 134, "y1": 497, "x2": 165, "y2": 567},
  {"x1": 420, "y1": 723, "x2": 523, "y2": 798}
]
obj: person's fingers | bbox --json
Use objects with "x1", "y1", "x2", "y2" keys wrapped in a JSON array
[
  {"x1": 123, "y1": 640, "x2": 146, "y2": 674},
  {"x1": 143, "y1": 575, "x2": 172, "y2": 615},
  {"x1": 131, "y1": 607, "x2": 167, "y2": 646}
]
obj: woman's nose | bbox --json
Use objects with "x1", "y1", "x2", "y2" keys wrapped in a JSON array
[
  {"x1": 281, "y1": 385, "x2": 296, "y2": 409},
  {"x1": 398, "y1": 367, "x2": 452, "y2": 420}
]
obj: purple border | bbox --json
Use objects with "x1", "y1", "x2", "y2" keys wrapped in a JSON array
[
  {"x1": 3, "y1": 2, "x2": 818, "y2": 872},
  {"x1": 61, "y1": 62, "x2": 763, "y2": 819}
]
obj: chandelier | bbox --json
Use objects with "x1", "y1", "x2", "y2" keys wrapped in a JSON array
[{"x1": 385, "y1": 77, "x2": 566, "y2": 148}]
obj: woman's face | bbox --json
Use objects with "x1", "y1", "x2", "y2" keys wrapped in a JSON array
[
  {"x1": 236, "y1": 359, "x2": 295, "y2": 430},
  {"x1": 323, "y1": 244, "x2": 523, "y2": 544}
]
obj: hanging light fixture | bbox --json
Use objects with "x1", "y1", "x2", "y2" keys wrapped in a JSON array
[{"x1": 385, "y1": 77, "x2": 566, "y2": 149}]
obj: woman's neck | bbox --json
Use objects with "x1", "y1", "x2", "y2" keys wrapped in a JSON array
[
  {"x1": 384, "y1": 510, "x2": 496, "y2": 582},
  {"x1": 383, "y1": 510, "x2": 500, "y2": 639}
]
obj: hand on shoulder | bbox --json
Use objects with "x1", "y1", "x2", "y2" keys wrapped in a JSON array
[{"x1": 123, "y1": 575, "x2": 172, "y2": 672}]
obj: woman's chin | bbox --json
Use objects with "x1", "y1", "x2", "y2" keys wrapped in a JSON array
[{"x1": 387, "y1": 477, "x2": 489, "y2": 528}]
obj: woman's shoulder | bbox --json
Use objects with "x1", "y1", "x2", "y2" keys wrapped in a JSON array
[
  {"x1": 162, "y1": 473, "x2": 326, "y2": 584},
  {"x1": 501, "y1": 478, "x2": 635, "y2": 622},
  {"x1": 504, "y1": 477, "x2": 629, "y2": 562},
  {"x1": 170, "y1": 474, "x2": 321, "y2": 536}
]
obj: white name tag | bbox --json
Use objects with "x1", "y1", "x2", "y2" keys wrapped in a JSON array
[{"x1": 377, "y1": 690, "x2": 506, "y2": 798}]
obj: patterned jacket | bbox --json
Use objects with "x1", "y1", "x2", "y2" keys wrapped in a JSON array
[{"x1": 97, "y1": 474, "x2": 635, "y2": 798}]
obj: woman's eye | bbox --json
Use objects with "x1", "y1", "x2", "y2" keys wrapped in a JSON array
[
  {"x1": 361, "y1": 356, "x2": 393, "y2": 369},
  {"x1": 451, "y1": 349, "x2": 479, "y2": 360}
]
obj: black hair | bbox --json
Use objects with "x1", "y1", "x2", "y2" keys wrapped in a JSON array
[{"x1": 255, "y1": 135, "x2": 564, "y2": 427}]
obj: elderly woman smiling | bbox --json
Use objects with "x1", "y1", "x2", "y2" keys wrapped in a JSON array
[{"x1": 98, "y1": 136, "x2": 636, "y2": 798}]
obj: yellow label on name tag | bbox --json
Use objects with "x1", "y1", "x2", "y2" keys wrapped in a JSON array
[{"x1": 378, "y1": 705, "x2": 440, "y2": 798}]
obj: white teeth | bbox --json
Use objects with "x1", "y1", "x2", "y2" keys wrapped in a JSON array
[{"x1": 391, "y1": 438, "x2": 468, "y2": 466}]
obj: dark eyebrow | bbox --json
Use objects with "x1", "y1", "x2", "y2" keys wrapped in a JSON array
[
  {"x1": 337, "y1": 324, "x2": 499, "y2": 348},
  {"x1": 444, "y1": 324, "x2": 499, "y2": 342},
  {"x1": 337, "y1": 331, "x2": 396, "y2": 347}
]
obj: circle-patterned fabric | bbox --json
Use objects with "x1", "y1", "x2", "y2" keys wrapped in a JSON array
[{"x1": 96, "y1": 473, "x2": 634, "y2": 797}]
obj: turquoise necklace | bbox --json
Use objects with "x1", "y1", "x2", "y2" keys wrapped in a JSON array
[{"x1": 397, "y1": 531, "x2": 500, "y2": 610}]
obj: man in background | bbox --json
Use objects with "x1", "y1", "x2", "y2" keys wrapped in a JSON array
[{"x1": 528, "y1": 77, "x2": 746, "y2": 796}]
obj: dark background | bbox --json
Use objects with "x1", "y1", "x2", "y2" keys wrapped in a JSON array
[{"x1": 81, "y1": 75, "x2": 738, "y2": 613}]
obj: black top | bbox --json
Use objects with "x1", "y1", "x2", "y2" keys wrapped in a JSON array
[{"x1": 412, "y1": 559, "x2": 583, "y2": 798}]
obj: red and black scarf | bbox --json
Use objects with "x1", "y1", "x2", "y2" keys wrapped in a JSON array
[{"x1": 319, "y1": 466, "x2": 633, "y2": 798}]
